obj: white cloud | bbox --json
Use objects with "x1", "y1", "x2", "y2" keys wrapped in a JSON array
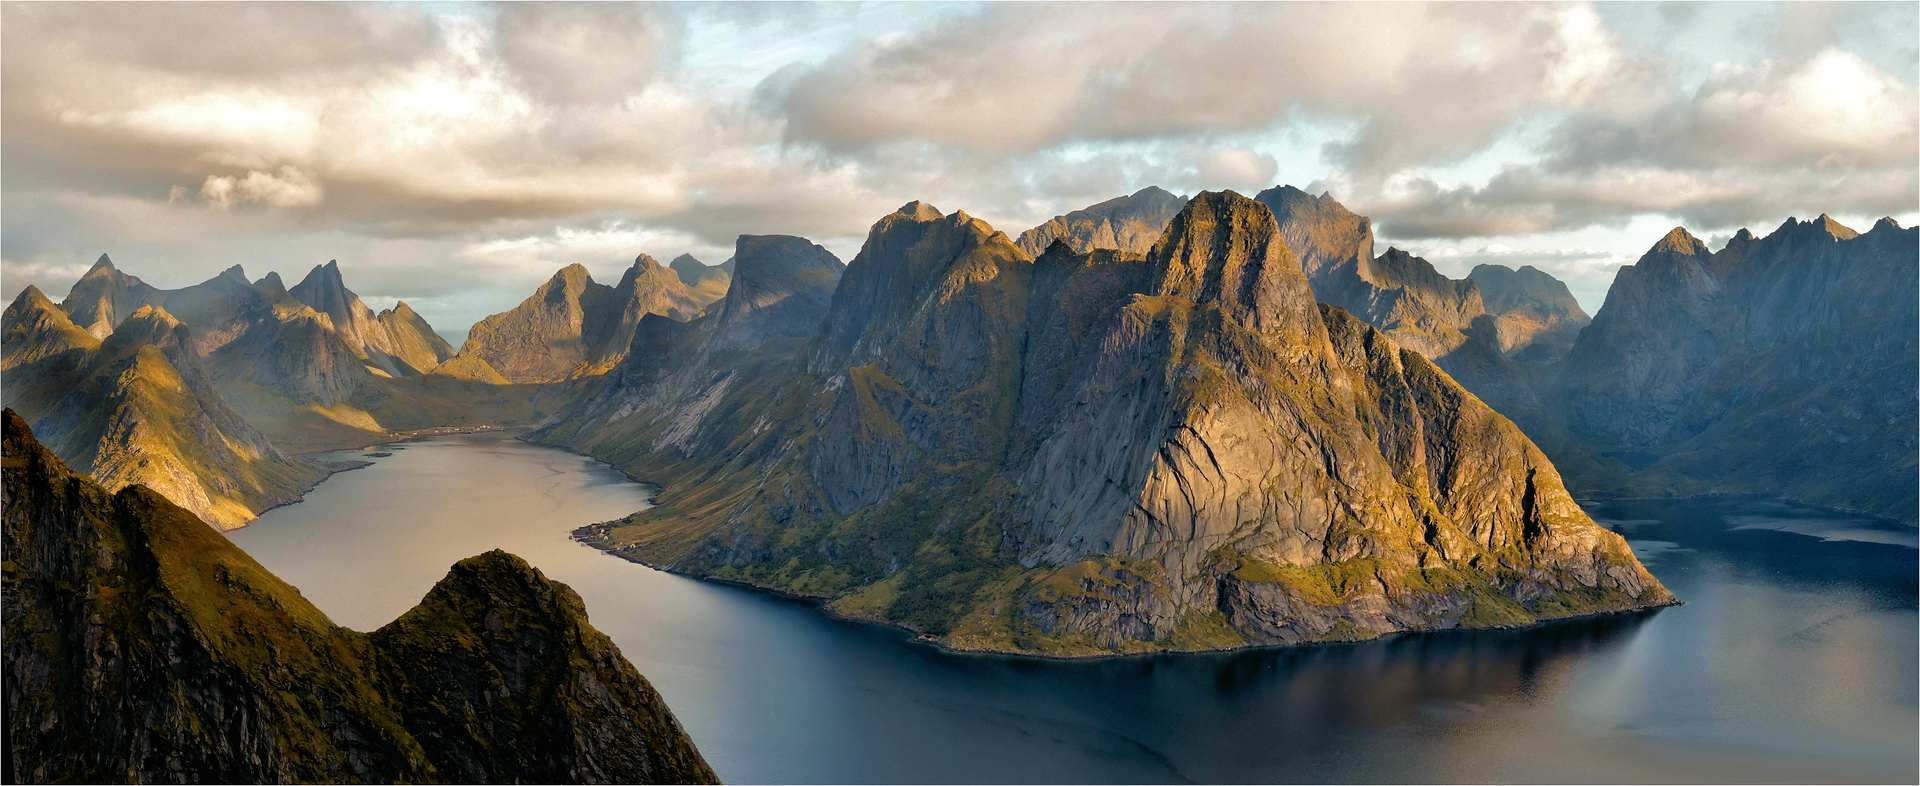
[{"x1": 200, "y1": 167, "x2": 324, "y2": 209}]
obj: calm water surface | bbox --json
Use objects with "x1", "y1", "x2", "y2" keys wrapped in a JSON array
[{"x1": 230, "y1": 431, "x2": 1919, "y2": 783}]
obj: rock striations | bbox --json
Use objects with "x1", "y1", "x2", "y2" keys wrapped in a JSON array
[
  {"x1": 1, "y1": 409, "x2": 717, "y2": 784},
  {"x1": 535, "y1": 192, "x2": 1671, "y2": 657},
  {"x1": 2, "y1": 293, "x2": 329, "y2": 529}
]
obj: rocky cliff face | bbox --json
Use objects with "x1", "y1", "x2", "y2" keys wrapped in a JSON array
[
  {"x1": 0, "y1": 298, "x2": 329, "y2": 529},
  {"x1": 458, "y1": 257, "x2": 702, "y2": 384},
  {"x1": 1555, "y1": 216, "x2": 1919, "y2": 519},
  {"x1": 539, "y1": 193, "x2": 1670, "y2": 657},
  {"x1": 671, "y1": 253, "x2": 734, "y2": 309},
  {"x1": 1467, "y1": 264, "x2": 1591, "y2": 361},
  {"x1": 1, "y1": 410, "x2": 717, "y2": 784},
  {"x1": 1016, "y1": 186, "x2": 1188, "y2": 257},
  {"x1": 1254, "y1": 185, "x2": 1488, "y2": 360}
]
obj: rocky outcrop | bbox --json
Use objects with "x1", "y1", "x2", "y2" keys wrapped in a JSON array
[
  {"x1": 1, "y1": 410, "x2": 717, "y2": 784},
  {"x1": 0, "y1": 301, "x2": 329, "y2": 529},
  {"x1": 1467, "y1": 264, "x2": 1591, "y2": 362},
  {"x1": 539, "y1": 193, "x2": 1671, "y2": 657},
  {"x1": 1554, "y1": 216, "x2": 1919, "y2": 520},
  {"x1": 457, "y1": 257, "x2": 702, "y2": 384},
  {"x1": 671, "y1": 254, "x2": 734, "y2": 309},
  {"x1": 1015, "y1": 186, "x2": 1188, "y2": 257}
]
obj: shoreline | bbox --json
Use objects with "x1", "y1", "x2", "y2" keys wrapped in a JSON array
[{"x1": 569, "y1": 522, "x2": 1685, "y2": 662}]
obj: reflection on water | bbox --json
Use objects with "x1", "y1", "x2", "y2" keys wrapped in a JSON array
[{"x1": 231, "y1": 432, "x2": 1918, "y2": 784}]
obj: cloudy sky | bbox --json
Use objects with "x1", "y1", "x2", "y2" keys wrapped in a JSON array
[{"x1": 4, "y1": 1, "x2": 1915, "y2": 341}]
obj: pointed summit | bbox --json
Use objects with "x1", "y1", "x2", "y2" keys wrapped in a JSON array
[
  {"x1": 1811, "y1": 214, "x2": 1859, "y2": 240},
  {"x1": 290, "y1": 259, "x2": 411, "y2": 375},
  {"x1": 1148, "y1": 190, "x2": 1320, "y2": 335},
  {"x1": 896, "y1": 201, "x2": 943, "y2": 221},
  {"x1": 101, "y1": 305, "x2": 190, "y2": 355},
  {"x1": 255, "y1": 271, "x2": 286, "y2": 292},
  {"x1": 1649, "y1": 226, "x2": 1709, "y2": 256},
  {"x1": 88, "y1": 254, "x2": 116, "y2": 274},
  {"x1": 3, "y1": 286, "x2": 100, "y2": 375}
]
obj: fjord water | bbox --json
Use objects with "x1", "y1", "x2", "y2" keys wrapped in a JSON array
[{"x1": 230, "y1": 432, "x2": 1918, "y2": 784}]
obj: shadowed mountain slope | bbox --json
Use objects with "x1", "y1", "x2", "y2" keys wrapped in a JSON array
[
  {"x1": 1553, "y1": 217, "x2": 1919, "y2": 520},
  {"x1": 533, "y1": 193, "x2": 1670, "y2": 657},
  {"x1": 671, "y1": 253, "x2": 735, "y2": 309},
  {"x1": 1, "y1": 410, "x2": 717, "y2": 784},
  {"x1": 1467, "y1": 264, "x2": 1591, "y2": 362}
]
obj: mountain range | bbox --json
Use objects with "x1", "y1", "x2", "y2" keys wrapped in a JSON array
[
  {"x1": 531, "y1": 193, "x2": 1672, "y2": 655},
  {"x1": 3, "y1": 181, "x2": 1905, "y2": 658},
  {"x1": 1012, "y1": 187, "x2": 1916, "y2": 523}
]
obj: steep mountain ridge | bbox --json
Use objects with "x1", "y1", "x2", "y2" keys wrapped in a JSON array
[
  {"x1": 1555, "y1": 216, "x2": 1919, "y2": 519},
  {"x1": 537, "y1": 192, "x2": 1671, "y2": 656},
  {"x1": 0, "y1": 297, "x2": 330, "y2": 529},
  {"x1": 457, "y1": 257, "x2": 702, "y2": 384},
  {"x1": 1253, "y1": 185, "x2": 1489, "y2": 360},
  {"x1": 1, "y1": 410, "x2": 717, "y2": 784},
  {"x1": 290, "y1": 260, "x2": 458, "y2": 376},
  {"x1": 1016, "y1": 186, "x2": 1188, "y2": 257}
]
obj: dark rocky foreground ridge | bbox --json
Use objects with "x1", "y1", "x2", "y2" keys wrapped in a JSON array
[
  {"x1": 535, "y1": 192, "x2": 1673, "y2": 657},
  {"x1": 1, "y1": 409, "x2": 717, "y2": 784}
]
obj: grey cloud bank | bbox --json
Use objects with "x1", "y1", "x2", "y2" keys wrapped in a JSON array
[{"x1": 3, "y1": 1, "x2": 1913, "y2": 337}]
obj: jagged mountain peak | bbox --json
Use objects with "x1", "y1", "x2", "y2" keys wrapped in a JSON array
[
  {"x1": 88, "y1": 253, "x2": 116, "y2": 274},
  {"x1": 895, "y1": 200, "x2": 943, "y2": 221},
  {"x1": 255, "y1": 271, "x2": 286, "y2": 292},
  {"x1": 1811, "y1": 213, "x2": 1859, "y2": 240},
  {"x1": 549, "y1": 263, "x2": 595, "y2": 288},
  {"x1": 1147, "y1": 189, "x2": 1316, "y2": 334},
  {"x1": 1648, "y1": 226, "x2": 1709, "y2": 256},
  {"x1": 9, "y1": 284, "x2": 58, "y2": 314},
  {"x1": 218, "y1": 264, "x2": 248, "y2": 282},
  {"x1": 293, "y1": 258, "x2": 350, "y2": 294},
  {"x1": 1873, "y1": 217, "x2": 1904, "y2": 232},
  {"x1": 3, "y1": 286, "x2": 101, "y2": 373}
]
